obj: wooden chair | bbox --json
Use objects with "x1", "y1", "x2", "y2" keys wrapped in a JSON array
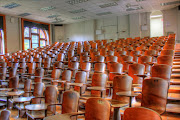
[
  {"x1": 8, "y1": 76, "x2": 19, "y2": 91},
  {"x1": 0, "y1": 110, "x2": 11, "y2": 120},
  {"x1": 68, "y1": 61, "x2": 79, "y2": 78},
  {"x1": 94, "y1": 63, "x2": 106, "y2": 73},
  {"x1": 138, "y1": 56, "x2": 153, "y2": 75},
  {"x1": 123, "y1": 107, "x2": 162, "y2": 120},
  {"x1": 120, "y1": 55, "x2": 133, "y2": 73},
  {"x1": 141, "y1": 77, "x2": 168, "y2": 114},
  {"x1": 160, "y1": 50, "x2": 174, "y2": 56},
  {"x1": 109, "y1": 63, "x2": 123, "y2": 81},
  {"x1": 157, "y1": 55, "x2": 173, "y2": 66}
]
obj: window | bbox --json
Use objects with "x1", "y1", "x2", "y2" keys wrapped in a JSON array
[
  {"x1": 22, "y1": 19, "x2": 50, "y2": 50},
  {"x1": 0, "y1": 30, "x2": 5, "y2": 54},
  {"x1": 0, "y1": 15, "x2": 6, "y2": 54}
]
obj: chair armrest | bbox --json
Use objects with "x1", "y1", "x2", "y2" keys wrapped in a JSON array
[
  {"x1": 134, "y1": 74, "x2": 147, "y2": 78},
  {"x1": 87, "y1": 87, "x2": 106, "y2": 91},
  {"x1": 68, "y1": 111, "x2": 85, "y2": 117},
  {"x1": 67, "y1": 83, "x2": 84, "y2": 87}
]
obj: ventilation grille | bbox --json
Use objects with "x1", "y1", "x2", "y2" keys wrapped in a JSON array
[
  {"x1": 72, "y1": 16, "x2": 86, "y2": 20},
  {"x1": 2, "y1": 2, "x2": 21, "y2": 9},
  {"x1": 161, "y1": 1, "x2": 180, "y2": 6},
  {"x1": 18, "y1": 13, "x2": 31, "y2": 17},
  {"x1": 47, "y1": 14, "x2": 60, "y2": 18},
  {"x1": 69, "y1": 8, "x2": 87, "y2": 14},
  {"x1": 67, "y1": 0, "x2": 89, "y2": 5},
  {"x1": 99, "y1": 2, "x2": 118, "y2": 8},
  {"x1": 96, "y1": 12, "x2": 112, "y2": 16},
  {"x1": 126, "y1": 6, "x2": 143, "y2": 11},
  {"x1": 40, "y1": 6, "x2": 56, "y2": 11}
]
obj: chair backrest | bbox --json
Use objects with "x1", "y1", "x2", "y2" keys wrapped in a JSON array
[
  {"x1": 85, "y1": 98, "x2": 110, "y2": 120},
  {"x1": 34, "y1": 67, "x2": 44, "y2": 82},
  {"x1": 94, "y1": 63, "x2": 106, "y2": 73},
  {"x1": 0, "y1": 110, "x2": 11, "y2": 120},
  {"x1": 160, "y1": 50, "x2": 174, "y2": 56},
  {"x1": 106, "y1": 56, "x2": 117, "y2": 62},
  {"x1": 9, "y1": 67, "x2": 17, "y2": 78},
  {"x1": 32, "y1": 82, "x2": 45, "y2": 103},
  {"x1": 74, "y1": 71, "x2": 87, "y2": 93},
  {"x1": 123, "y1": 107, "x2": 162, "y2": 120},
  {"x1": 141, "y1": 77, "x2": 168, "y2": 114},
  {"x1": 95, "y1": 55, "x2": 105, "y2": 63},
  {"x1": 157, "y1": 55, "x2": 173, "y2": 66},
  {"x1": 62, "y1": 91, "x2": 79, "y2": 114},
  {"x1": 152, "y1": 64, "x2": 171, "y2": 81},
  {"x1": 0, "y1": 67, "x2": 7, "y2": 80},
  {"x1": 128, "y1": 63, "x2": 145, "y2": 84},
  {"x1": 61, "y1": 70, "x2": 72, "y2": 82},
  {"x1": 24, "y1": 79, "x2": 32, "y2": 97},
  {"x1": 113, "y1": 75, "x2": 132, "y2": 102},
  {"x1": 51, "y1": 68, "x2": 61, "y2": 79},
  {"x1": 9, "y1": 76, "x2": 19, "y2": 91},
  {"x1": 109, "y1": 63, "x2": 123, "y2": 81}
]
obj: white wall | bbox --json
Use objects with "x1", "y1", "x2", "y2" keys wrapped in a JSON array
[
  {"x1": 64, "y1": 20, "x2": 95, "y2": 42},
  {"x1": 177, "y1": 8, "x2": 180, "y2": 42},
  {"x1": 6, "y1": 16, "x2": 21, "y2": 53}
]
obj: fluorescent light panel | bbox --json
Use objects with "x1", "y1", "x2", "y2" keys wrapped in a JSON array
[
  {"x1": 47, "y1": 14, "x2": 60, "y2": 18},
  {"x1": 126, "y1": 6, "x2": 143, "y2": 11},
  {"x1": 136, "y1": 0, "x2": 145, "y2": 2},
  {"x1": 99, "y1": 2, "x2": 118, "y2": 8},
  {"x1": 2, "y1": 2, "x2": 21, "y2": 9},
  {"x1": 161, "y1": 1, "x2": 180, "y2": 6},
  {"x1": 96, "y1": 12, "x2": 112, "y2": 16},
  {"x1": 72, "y1": 16, "x2": 86, "y2": 20},
  {"x1": 69, "y1": 8, "x2": 87, "y2": 14},
  {"x1": 67, "y1": 0, "x2": 89, "y2": 5},
  {"x1": 40, "y1": 6, "x2": 56, "y2": 11},
  {"x1": 18, "y1": 13, "x2": 31, "y2": 17}
]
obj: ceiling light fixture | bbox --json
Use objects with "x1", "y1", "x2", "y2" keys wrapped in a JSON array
[
  {"x1": 99, "y1": 2, "x2": 118, "y2": 8},
  {"x1": 136, "y1": 0, "x2": 145, "y2": 2},
  {"x1": 2, "y1": 2, "x2": 21, "y2": 9},
  {"x1": 47, "y1": 14, "x2": 60, "y2": 18},
  {"x1": 18, "y1": 13, "x2": 31, "y2": 17},
  {"x1": 161, "y1": 1, "x2": 180, "y2": 6},
  {"x1": 150, "y1": 15, "x2": 162, "y2": 18},
  {"x1": 69, "y1": 8, "x2": 87, "y2": 14},
  {"x1": 40, "y1": 6, "x2": 56, "y2": 11},
  {"x1": 72, "y1": 16, "x2": 86, "y2": 20},
  {"x1": 66, "y1": 0, "x2": 89, "y2": 5},
  {"x1": 96, "y1": 12, "x2": 112, "y2": 16}
]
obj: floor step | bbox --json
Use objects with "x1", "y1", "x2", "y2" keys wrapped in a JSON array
[
  {"x1": 169, "y1": 85, "x2": 180, "y2": 93},
  {"x1": 166, "y1": 104, "x2": 180, "y2": 114},
  {"x1": 173, "y1": 62, "x2": 180, "y2": 65},
  {"x1": 170, "y1": 79, "x2": 180, "y2": 85},
  {"x1": 173, "y1": 59, "x2": 180, "y2": 62},
  {"x1": 172, "y1": 69, "x2": 180, "y2": 73},
  {"x1": 172, "y1": 65, "x2": 180, "y2": 69},
  {"x1": 171, "y1": 74, "x2": 180, "y2": 79},
  {"x1": 168, "y1": 93, "x2": 180, "y2": 101}
]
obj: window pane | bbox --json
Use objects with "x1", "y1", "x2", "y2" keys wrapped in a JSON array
[
  {"x1": 40, "y1": 29, "x2": 45, "y2": 39},
  {"x1": 24, "y1": 39, "x2": 30, "y2": 50},
  {"x1": 40, "y1": 40, "x2": 46, "y2": 47},
  {"x1": 32, "y1": 44, "x2": 39, "y2": 49},
  {"x1": 32, "y1": 35, "x2": 39, "y2": 44},
  {"x1": 24, "y1": 27, "x2": 29, "y2": 37},
  {"x1": 31, "y1": 27, "x2": 38, "y2": 33},
  {"x1": 45, "y1": 30, "x2": 49, "y2": 45}
]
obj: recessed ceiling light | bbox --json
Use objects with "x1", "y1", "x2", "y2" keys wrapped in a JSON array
[
  {"x1": 69, "y1": 8, "x2": 87, "y2": 14},
  {"x1": 40, "y1": 6, "x2": 56, "y2": 11},
  {"x1": 66, "y1": 0, "x2": 89, "y2": 5},
  {"x1": 18, "y1": 13, "x2": 31, "y2": 17},
  {"x1": 161, "y1": 1, "x2": 180, "y2": 6},
  {"x1": 96, "y1": 12, "x2": 112, "y2": 16},
  {"x1": 99, "y1": 2, "x2": 118, "y2": 8},
  {"x1": 47, "y1": 14, "x2": 60, "y2": 18},
  {"x1": 72, "y1": 16, "x2": 86, "y2": 20},
  {"x1": 2, "y1": 2, "x2": 21, "y2": 9}
]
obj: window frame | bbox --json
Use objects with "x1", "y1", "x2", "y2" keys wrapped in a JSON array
[
  {"x1": 22, "y1": 18, "x2": 50, "y2": 50},
  {"x1": 0, "y1": 14, "x2": 7, "y2": 53}
]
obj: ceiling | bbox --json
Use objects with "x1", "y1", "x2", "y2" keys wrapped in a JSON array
[{"x1": 0, "y1": 0, "x2": 179, "y2": 24}]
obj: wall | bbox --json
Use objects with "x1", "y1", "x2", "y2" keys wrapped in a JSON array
[
  {"x1": 5, "y1": 15, "x2": 21, "y2": 53},
  {"x1": 177, "y1": 7, "x2": 180, "y2": 42},
  {"x1": 64, "y1": 20, "x2": 95, "y2": 42}
]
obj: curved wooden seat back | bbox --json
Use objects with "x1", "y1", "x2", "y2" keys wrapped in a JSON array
[
  {"x1": 95, "y1": 55, "x2": 105, "y2": 63},
  {"x1": 9, "y1": 67, "x2": 17, "y2": 78},
  {"x1": 24, "y1": 79, "x2": 32, "y2": 97},
  {"x1": 142, "y1": 77, "x2": 168, "y2": 114},
  {"x1": 152, "y1": 64, "x2": 171, "y2": 82},
  {"x1": 109, "y1": 63, "x2": 123, "y2": 81},
  {"x1": 80, "y1": 56, "x2": 89, "y2": 64},
  {"x1": 61, "y1": 70, "x2": 72, "y2": 82},
  {"x1": 34, "y1": 67, "x2": 44, "y2": 82},
  {"x1": 51, "y1": 68, "x2": 61, "y2": 79},
  {"x1": 0, "y1": 110, "x2": 11, "y2": 120},
  {"x1": 19, "y1": 62, "x2": 26, "y2": 73},
  {"x1": 121, "y1": 55, "x2": 133, "y2": 72},
  {"x1": 53, "y1": 61, "x2": 63, "y2": 69},
  {"x1": 113, "y1": 75, "x2": 132, "y2": 102},
  {"x1": 130, "y1": 50, "x2": 141, "y2": 62},
  {"x1": 107, "y1": 50, "x2": 114, "y2": 56},
  {"x1": 0, "y1": 62, "x2": 7, "y2": 68},
  {"x1": 0, "y1": 67, "x2": 7, "y2": 81},
  {"x1": 44, "y1": 57, "x2": 51, "y2": 69},
  {"x1": 74, "y1": 71, "x2": 87, "y2": 94},
  {"x1": 138, "y1": 56, "x2": 152, "y2": 74},
  {"x1": 85, "y1": 98, "x2": 110, "y2": 120},
  {"x1": 45, "y1": 85, "x2": 58, "y2": 113},
  {"x1": 106, "y1": 56, "x2": 117, "y2": 63},
  {"x1": 117, "y1": 51, "x2": 127, "y2": 56},
  {"x1": 35, "y1": 57, "x2": 42, "y2": 68},
  {"x1": 57, "y1": 53, "x2": 65, "y2": 62},
  {"x1": 32, "y1": 82, "x2": 45, "y2": 104},
  {"x1": 149, "y1": 45, "x2": 161, "y2": 51},
  {"x1": 68, "y1": 61, "x2": 79, "y2": 78},
  {"x1": 128, "y1": 63, "x2": 145, "y2": 84},
  {"x1": 157, "y1": 55, "x2": 173, "y2": 66},
  {"x1": 123, "y1": 107, "x2": 162, "y2": 120},
  {"x1": 90, "y1": 51, "x2": 100, "y2": 62},
  {"x1": 68, "y1": 50, "x2": 74, "y2": 59},
  {"x1": 160, "y1": 50, "x2": 174, "y2": 56},
  {"x1": 163, "y1": 44, "x2": 175, "y2": 50},
  {"x1": 94, "y1": 63, "x2": 106, "y2": 73},
  {"x1": 100, "y1": 48, "x2": 107, "y2": 56},
  {"x1": 91, "y1": 73, "x2": 107, "y2": 96},
  {"x1": 62, "y1": 91, "x2": 79, "y2": 114},
  {"x1": 27, "y1": 62, "x2": 36, "y2": 74},
  {"x1": 9, "y1": 76, "x2": 19, "y2": 91}
]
